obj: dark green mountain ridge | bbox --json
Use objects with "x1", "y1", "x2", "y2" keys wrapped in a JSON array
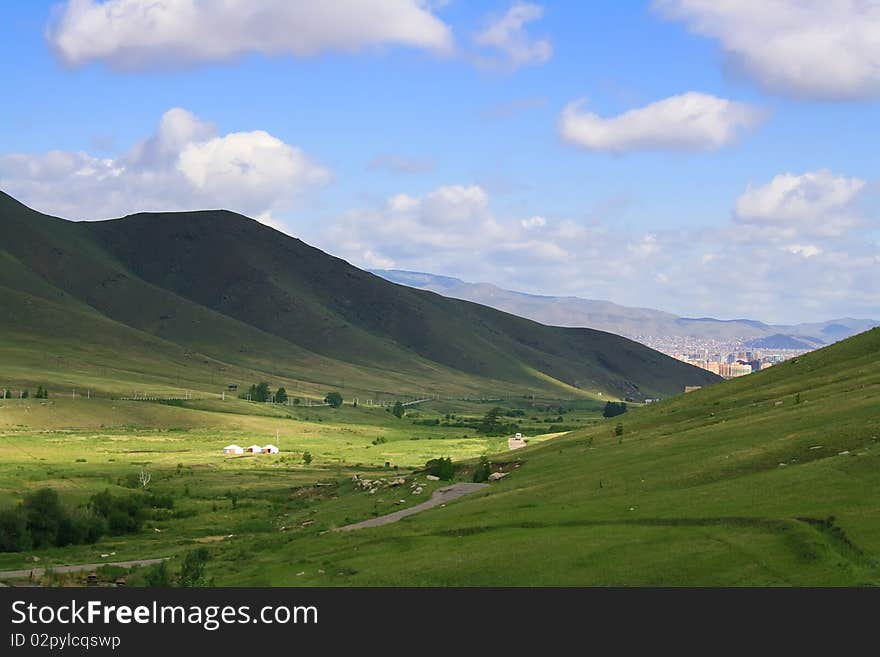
[{"x1": 0, "y1": 191, "x2": 718, "y2": 399}]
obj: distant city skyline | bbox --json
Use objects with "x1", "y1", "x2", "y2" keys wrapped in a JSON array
[{"x1": 0, "y1": 1, "x2": 877, "y2": 324}]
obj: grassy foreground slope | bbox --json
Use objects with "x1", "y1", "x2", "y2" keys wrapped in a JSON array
[
  {"x1": 219, "y1": 328, "x2": 880, "y2": 586},
  {"x1": 0, "y1": 190, "x2": 719, "y2": 401}
]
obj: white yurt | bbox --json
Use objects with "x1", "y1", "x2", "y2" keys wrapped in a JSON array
[
  {"x1": 262, "y1": 444, "x2": 279, "y2": 454},
  {"x1": 246, "y1": 444, "x2": 263, "y2": 454},
  {"x1": 223, "y1": 444, "x2": 244, "y2": 455}
]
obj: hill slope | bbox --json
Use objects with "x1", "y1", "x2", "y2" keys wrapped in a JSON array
[
  {"x1": 222, "y1": 328, "x2": 880, "y2": 586},
  {"x1": 373, "y1": 269, "x2": 878, "y2": 345},
  {"x1": 0, "y1": 191, "x2": 718, "y2": 400}
]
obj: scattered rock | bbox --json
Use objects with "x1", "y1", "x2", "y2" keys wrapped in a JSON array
[
  {"x1": 488, "y1": 472, "x2": 508, "y2": 481},
  {"x1": 426, "y1": 475, "x2": 440, "y2": 481},
  {"x1": 809, "y1": 445, "x2": 823, "y2": 450},
  {"x1": 838, "y1": 450, "x2": 850, "y2": 456}
]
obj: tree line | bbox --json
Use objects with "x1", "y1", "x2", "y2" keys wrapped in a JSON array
[{"x1": 0, "y1": 488, "x2": 171, "y2": 553}]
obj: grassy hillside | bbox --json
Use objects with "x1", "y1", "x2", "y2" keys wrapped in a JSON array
[
  {"x1": 210, "y1": 328, "x2": 880, "y2": 586},
  {"x1": 0, "y1": 190, "x2": 718, "y2": 401}
]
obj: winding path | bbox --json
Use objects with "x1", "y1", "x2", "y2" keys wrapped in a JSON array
[
  {"x1": 0, "y1": 558, "x2": 167, "y2": 581},
  {"x1": 336, "y1": 483, "x2": 490, "y2": 532}
]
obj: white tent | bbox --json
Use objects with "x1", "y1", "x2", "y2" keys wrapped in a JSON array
[
  {"x1": 262, "y1": 444, "x2": 279, "y2": 454},
  {"x1": 246, "y1": 444, "x2": 263, "y2": 453},
  {"x1": 223, "y1": 444, "x2": 244, "y2": 455}
]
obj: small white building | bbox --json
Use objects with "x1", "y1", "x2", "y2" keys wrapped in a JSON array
[
  {"x1": 223, "y1": 444, "x2": 244, "y2": 455},
  {"x1": 246, "y1": 444, "x2": 263, "y2": 454},
  {"x1": 262, "y1": 444, "x2": 279, "y2": 454}
]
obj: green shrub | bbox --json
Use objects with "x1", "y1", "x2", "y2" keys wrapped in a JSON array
[
  {"x1": 473, "y1": 456, "x2": 491, "y2": 483},
  {"x1": 178, "y1": 548, "x2": 211, "y2": 587},
  {"x1": 426, "y1": 457, "x2": 455, "y2": 481},
  {"x1": 603, "y1": 402, "x2": 628, "y2": 418},
  {"x1": 144, "y1": 561, "x2": 172, "y2": 587},
  {"x1": 0, "y1": 506, "x2": 31, "y2": 552}
]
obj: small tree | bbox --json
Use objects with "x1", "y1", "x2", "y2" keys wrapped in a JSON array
[
  {"x1": 302, "y1": 451, "x2": 313, "y2": 465},
  {"x1": 144, "y1": 560, "x2": 172, "y2": 587},
  {"x1": 275, "y1": 387, "x2": 288, "y2": 404},
  {"x1": 138, "y1": 468, "x2": 151, "y2": 489},
  {"x1": 603, "y1": 401, "x2": 627, "y2": 418},
  {"x1": 253, "y1": 382, "x2": 271, "y2": 403},
  {"x1": 325, "y1": 392, "x2": 343, "y2": 408},
  {"x1": 392, "y1": 401, "x2": 404, "y2": 418},
  {"x1": 478, "y1": 407, "x2": 507, "y2": 435},
  {"x1": 178, "y1": 547, "x2": 211, "y2": 587}
]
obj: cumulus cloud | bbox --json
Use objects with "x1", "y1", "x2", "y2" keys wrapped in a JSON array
[
  {"x1": 48, "y1": 0, "x2": 453, "y2": 70},
  {"x1": 558, "y1": 92, "x2": 764, "y2": 153},
  {"x1": 735, "y1": 169, "x2": 866, "y2": 238},
  {"x1": 315, "y1": 184, "x2": 600, "y2": 284},
  {"x1": 0, "y1": 107, "x2": 328, "y2": 220},
  {"x1": 520, "y1": 216, "x2": 546, "y2": 230},
  {"x1": 474, "y1": 2, "x2": 552, "y2": 69},
  {"x1": 310, "y1": 175, "x2": 878, "y2": 323},
  {"x1": 654, "y1": 0, "x2": 880, "y2": 100}
]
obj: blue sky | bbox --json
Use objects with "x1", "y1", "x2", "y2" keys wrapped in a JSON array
[{"x1": 0, "y1": 1, "x2": 878, "y2": 323}]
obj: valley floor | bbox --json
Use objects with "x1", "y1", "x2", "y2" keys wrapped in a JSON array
[{"x1": 1, "y1": 329, "x2": 878, "y2": 586}]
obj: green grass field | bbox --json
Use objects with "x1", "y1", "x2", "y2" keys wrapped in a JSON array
[
  {"x1": 1, "y1": 329, "x2": 878, "y2": 585},
  {"x1": 194, "y1": 329, "x2": 878, "y2": 586},
  {"x1": 0, "y1": 392, "x2": 594, "y2": 577}
]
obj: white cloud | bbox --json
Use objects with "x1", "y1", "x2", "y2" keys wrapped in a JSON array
[
  {"x1": 654, "y1": 0, "x2": 880, "y2": 99},
  {"x1": 0, "y1": 107, "x2": 328, "y2": 221},
  {"x1": 474, "y1": 2, "x2": 552, "y2": 69},
  {"x1": 308, "y1": 175, "x2": 879, "y2": 323},
  {"x1": 316, "y1": 184, "x2": 591, "y2": 284},
  {"x1": 48, "y1": 0, "x2": 453, "y2": 70},
  {"x1": 785, "y1": 244, "x2": 822, "y2": 258},
  {"x1": 558, "y1": 92, "x2": 764, "y2": 153},
  {"x1": 735, "y1": 169, "x2": 866, "y2": 238},
  {"x1": 521, "y1": 215, "x2": 546, "y2": 230}
]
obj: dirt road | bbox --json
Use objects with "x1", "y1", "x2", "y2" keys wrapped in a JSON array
[
  {"x1": 336, "y1": 482, "x2": 490, "y2": 532},
  {"x1": 0, "y1": 558, "x2": 167, "y2": 581}
]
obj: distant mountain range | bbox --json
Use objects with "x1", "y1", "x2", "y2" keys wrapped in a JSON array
[{"x1": 372, "y1": 270, "x2": 878, "y2": 348}]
